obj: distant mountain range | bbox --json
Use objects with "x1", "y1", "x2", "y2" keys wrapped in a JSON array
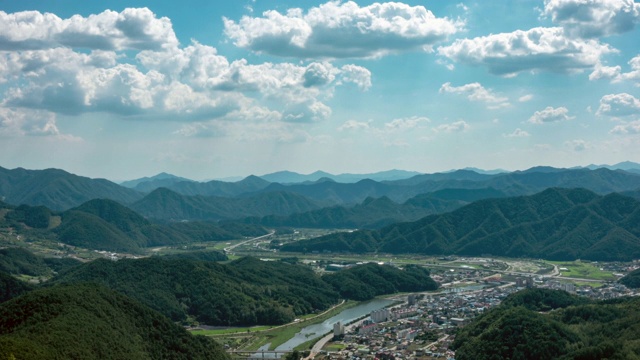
[
  {"x1": 0, "y1": 166, "x2": 141, "y2": 211},
  {"x1": 258, "y1": 169, "x2": 423, "y2": 183},
  {"x1": 0, "y1": 199, "x2": 267, "y2": 253},
  {"x1": 280, "y1": 188, "x2": 640, "y2": 261},
  {"x1": 2, "y1": 164, "x2": 639, "y2": 222}
]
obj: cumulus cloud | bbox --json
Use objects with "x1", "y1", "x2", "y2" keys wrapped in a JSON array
[
  {"x1": 384, "y1": 116, "x2": 429, "y2": 131},
  {"x1": 519, "y1": 94, "x2": 534, "y2": 102},
  {"x1": 596, "y1": 93, "x2": 640, "y2": 117},
  {"x1": 504, "y1": 128, "x2": 531, "y2": 137},
  {"x1": 223, "y1": 1, "x2": 462, "y2": 59},
  {"x1": 0, "y1": 8, "x2": 178, "y2": 51},
  {"x1": 528, "y1": 106, "x2": 575, "y2": 124},
  {"x1": 610, "y1": 120, "x2": 640, "y2": 134},
  {"x1": 0, "y1": 107, "x2": 79, "y2": 140},
  {"x1": 439, "y1": 82, "x2": 509, "y2": 109},
  {"x1": 438, "y1": 27, "x2": 614, "y2": 76},
  {"x1": 0, "y1": 7, "x2": 373, "y2": 127},
  {"x1": 434, "y1": 120, "x2": 469, "y2": 133},
  {"x1": 543, "y1": 0, "x2": 640, "y2": 38},
  {"x1": 338, "y1": 119, "x2": 371, "y2": 131},
  {"x1": 589, "y1": 54, "x2": 640, "y2": 85}
]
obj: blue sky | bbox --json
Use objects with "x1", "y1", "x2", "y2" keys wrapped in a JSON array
[{"x1": 0, "y1": 0, "x2": 639, "y2": 180}]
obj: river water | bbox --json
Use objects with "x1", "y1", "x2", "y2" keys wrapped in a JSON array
[{"x1": 274, "y1": 298, "x2": 394, "y2": 351}]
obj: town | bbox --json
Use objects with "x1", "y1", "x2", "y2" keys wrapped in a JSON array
[{"x1": 312, "y1": 259, "x2": 639, "y2": 360}]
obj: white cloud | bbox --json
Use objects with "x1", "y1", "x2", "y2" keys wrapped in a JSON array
[
  {"x1": 384, "y1": 116, "x2": 429, "y2": 131},
  {"x1": 434, "y1": 120, "x2": 469, "y2": 133},
  {"x1": 504, "y1": 128, "x2": 531, "y2": 137},
  {"x1": 338, "y1": 119, "x2": 371, "y2": 131},
  {"x1": 565, "y1": 139, "x2": 589, "y2": 151},
  {"x1": 543, "y1": 0, "x2": 640, "y2": 38},
  {"x1": 223, "y1": 1, "x2": 462, "y2": 59},
  {"x1": 596, "y1": 93, "x2": 640, "y2": 117},
  {"x1": 610, "y1": 120, "x2": 640, "y2": 134},
  {"x1": 439, "y1": 82, "x2": 509, "y2": 109},
  {"x1": 528, "y1": 106, "x2": 575, "y2": 124},
  {"x1": 0, "y1": 107, "x2": 80, "y2": 140},
  {"x1": 438, "y1": 27, "x2": 615, "y2": 76},
  {"x1": 518, "y1": 94, "x2": 534, "y2": 102},
  {"x1": 0, "y1": 8, "x2": 178, "y2": 51},
  {"x1": 590, "y1": 54, "x2": 640, "y2": 85}
]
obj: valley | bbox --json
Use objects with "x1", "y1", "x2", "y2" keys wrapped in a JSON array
[{"x1": 2, "y1": 164, "x2": 640, "y2": 359}]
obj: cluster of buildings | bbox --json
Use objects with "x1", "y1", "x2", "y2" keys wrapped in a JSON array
[{"x1": 318, "y1": 268, "x2": 640, "y2": 360}]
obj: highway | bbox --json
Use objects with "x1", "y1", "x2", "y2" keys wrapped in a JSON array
[{"x1": 224, "y1": 231, "x2": 275, "y2": 254}]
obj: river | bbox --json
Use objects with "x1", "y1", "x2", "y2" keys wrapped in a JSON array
[{"x1": 274, "y1": 298, "x2": 394, "y2": 352}]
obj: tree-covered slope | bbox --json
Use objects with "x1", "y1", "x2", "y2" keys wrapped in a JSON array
[
  {"x1": 131, "y1": 187, "x2": 324, "y2": 221},
  {"x1": 0, "y1": 271, "x2": 33, "y2": 303},
  {"x1": 0, "y1": 248, "x2": 81, "y2": 277},
  {"x1": 246, "y1": 195, "x2": 464, "y2": 229},
  {"x1": 54, "y1": 198, "x2": 268, "y2": 253},
  {"x1": 619, "y1": 268, "x2": 640, "y2": 288},
  {"x1": 281, "y1": 188, "x2": 640, "y2": 261},
  {"x1": 322, "y1": 263, "x2": 438, "y2": 301},
  {"x1": 0, "y1": 166, "x2": 142, "y2": 211},
  {"x1": 453, "y1": 289, "x2": 640, "y2": 360},
  {"x1": 0, "y1": 284, "x2": 229, "y2": 360},
  {"x1": 50, "y1": 257, "x2": 340, "y2": 326}
]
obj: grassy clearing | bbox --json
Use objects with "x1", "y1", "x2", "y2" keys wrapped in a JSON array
[
  {"x1": 190, "y1": 326, "x2": 274, "y2": 336},
  {"x1": 550, "y1": 260, "x2": 616, "y2": 281},
  {"x1": 212, "y1": 300, "x2": 357, "y2": 352}
]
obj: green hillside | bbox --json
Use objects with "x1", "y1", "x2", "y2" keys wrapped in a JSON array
[
  {"x1": 55, "y1": 198, "x2": 268, "y2": 253},
  {"x1": 453, "y1": 289, "x2": 640, "y2": 360},
  {"x1": 0, "y1": 248, "x2": 80, "y2": 277},
  {"x1": 0, "y1": 284, "x2": 229, "y2": 360},
  {"x1": 0, "y1": 166, "x2": 142, "y2": 211},
  {"x1": 131, "y1": 187, "x2": 323, "y2": 221},
  {"x1": 0, "y1": 271, "x2": 33, "y2": 303},
  {"x1": 51, "y1": 257, "x2": 340, "y2": 326},
  {"x1": 247, "y1": 195, "x2": 464, "y2": 229},
  {"x1": 281, "y1": 188, "x2": 640, "y2": 261},
  {"x1": 322, "y1": 263, "x2": 438, "y2": 300},
  {"x1": 619, "y1": 268, "x2": 640, "y2": 288}
]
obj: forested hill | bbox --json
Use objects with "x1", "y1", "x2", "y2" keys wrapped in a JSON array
[
  {"x1": 0, "y1": 284, "x2": 229, "y2": 360},
  {"x1": 281, "y1": 188, "x2": 640, "y2": 261},
  {"x1": 130, "y1": 187, "x2": 324, "y2": 221},
  {"x1": 0, "y1": 166, "x2": 142, "y2": 211},
  {"x1": 452, "y1": 288, "x2": 640, "y2": 359},
  {"x1": 0, "y1": 199, "x2": 267, "y2": 254},
  {"x1": 50, "y1": 256, "x2": 341, "y2": 326},
  {"x1": 50, "y1": 257, "x2": 438, "y2": 326}
]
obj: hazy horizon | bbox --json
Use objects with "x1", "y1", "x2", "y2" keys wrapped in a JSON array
[{"x1": 1, "y1": 0, "x2": 639, "y2": 180}]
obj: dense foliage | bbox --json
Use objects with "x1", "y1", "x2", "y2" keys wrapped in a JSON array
[
  {"x1": 282, "y1": 188, "x2": 640, "y2": 261},
  {"x1": 157, "y1": 250, "x2": 228, "y2": 262},
  {"x1": 322, "y1": 263, "x2": 438, "y2": 301},
  {"x1": 0, "y1": 166, "x2": 142, "y2": 211},
  {"x1": 54, "y1": 199, "x2": 268, "y2": 253},
  {"x1": 0, "y1": 248, "x2": 80, "y2": 277},
  {"x1": 245, "y1": 195, "x2": 464, "y2": 229},
  {"x1": 619, "y1": 267, "x2": 640, "y2": 288},
  {"x1": 4, "y1": 204, "x2": 51, "y2": 229},
  {"x1": 131, "y1": 187, "x2": 323, "y2": 221},
  {"x1": 0, "y1": 271, "x2": 32, "y2": 303},
  {"x1": 51, "y1": 257, "x2": 340, "y2": 325},
  {"x1": 453, "y1": 289, "x2": 640, "y2": 360},
  {"x1": 0, "y1": 284, "x2": 230, "y2": 360}
]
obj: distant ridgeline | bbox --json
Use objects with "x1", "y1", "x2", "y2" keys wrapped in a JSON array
[
  {"x1": 453, "y1": 288, "x2": 640, "y2": 360},
  {"x1": 0, "y1": 198, "x2": 267, "y2": 254},
  {"x1": 280, "y1": 188, "x2": 640, "y2": 261}
]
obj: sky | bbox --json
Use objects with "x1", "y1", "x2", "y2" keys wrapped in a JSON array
[{"x1": 0, "y1": 0, "x2": 639, "y2": 181}]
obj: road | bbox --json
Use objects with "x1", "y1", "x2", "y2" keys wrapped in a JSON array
[{"x1": 224, "y1": 231, "x2": 275, "y2": 253}]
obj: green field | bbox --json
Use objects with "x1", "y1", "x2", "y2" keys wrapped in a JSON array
[{"x1": 550, "y1": 260, "x2": 616, "y2": 281}]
